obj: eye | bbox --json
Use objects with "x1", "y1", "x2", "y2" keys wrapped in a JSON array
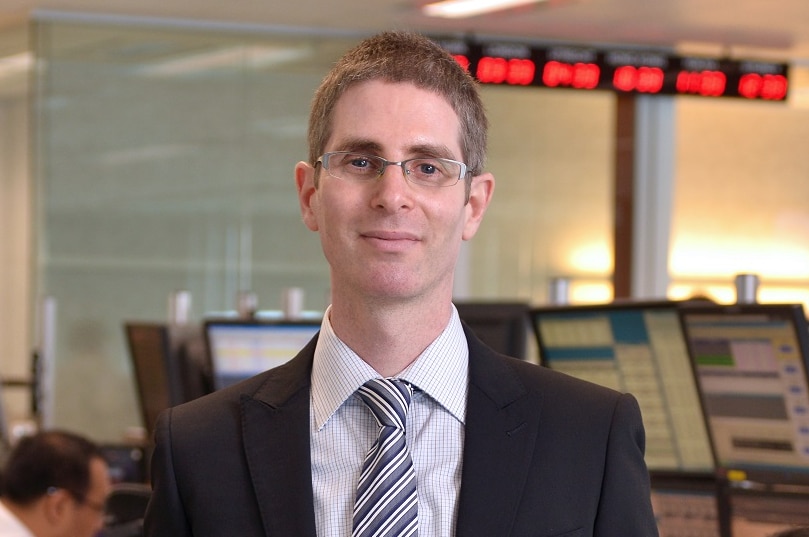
[
  {"x1": 416, "y1": 162, "x2": 439, "y2": 175},
  {"x1": 343, "y1": 154, "x2": 383, "y2": 175},
  {"x1": 347, "y1": 156, "x2": 371, "y2": 168}
]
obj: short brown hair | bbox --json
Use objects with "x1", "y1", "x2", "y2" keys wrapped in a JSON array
[{"x1": 307, "y1": 31, "x2": 488, "y2": 179}]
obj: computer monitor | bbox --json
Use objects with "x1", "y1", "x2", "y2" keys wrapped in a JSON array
[
  {"x1": 650, "y1": 470, "x2": 722, "y2": 537},
  {"x1": 124, "y1": 323, "x2": 176, "y2": 439},
  {"x1": 124, "y1": 322, "x2": 210, "y2": 439},
  {"x1": 679, "y1": 303, "x2": 809, "y2": 487},
  {"x1": 100, "y1": 444, "x2": 148, "y2": 484},
  {"x1": 530, "y1": 301, "x2": 715, "y2": 472},
  {"x1": 454, "y1": 301, "x2": 530, "y2": 359},
  {"x1": 204, "y1": 320, "x2": 321, "y2": 390}
]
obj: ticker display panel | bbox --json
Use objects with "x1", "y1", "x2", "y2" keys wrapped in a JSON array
[{"x1": 435, "y1": 38, "x2": 789, "y2": 101}]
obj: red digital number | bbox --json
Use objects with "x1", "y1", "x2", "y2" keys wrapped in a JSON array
[
  {"x1": 675, "y1": 70, "x2": 726, "y2": 97},
  {"x1": 477, "y1": 56, "x2": 509, "y2": 83},
  {"x1": 506, "y1": 58, "x2": 536, "y2": 85},
  {"x1": 453, "y1": 54, "x2": 470, "y2": 72},
  {"x1": 613, "y1": 65, "x2": 664, "y2": 93},
  {"x1": 542, "y1": 61, "x2": 599, "y2": 89},
  {"x1": 477, "y1": 56, "x2": 536, "y2": 85},
  {"x1": 739, "y1": 73, "x2": 788, "y2": 100},
  {"x1": 543, "y1": 60, "x2": 571, "y2": 86},
  {"x1": 572, "y1": 63, "x2": 600, "y2": 89}
]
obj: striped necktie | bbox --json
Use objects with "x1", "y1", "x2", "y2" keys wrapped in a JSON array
[{"x1": 353, "y1": 378, "x2": 419, "y2": 537}]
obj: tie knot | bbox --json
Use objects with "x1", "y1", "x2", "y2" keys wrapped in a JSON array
[{"x1": 357, "y1": 378, "x2": 413, "y2": 429}]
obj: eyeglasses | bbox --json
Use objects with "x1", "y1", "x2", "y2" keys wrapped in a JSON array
[{"x1": 316, "y1": 151, "x2": 468, "y2": 188}]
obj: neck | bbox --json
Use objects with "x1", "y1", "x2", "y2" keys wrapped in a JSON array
[{"x1": 329, "y1": 294, "x2": 454, "y2": 377}]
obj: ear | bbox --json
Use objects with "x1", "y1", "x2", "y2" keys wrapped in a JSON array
[
  {"x1": 462, "y1": 172, "x2": 495, "y2": 241},
  {"x1": 295, "y1": 161, "x2": 320, "y2": 232},
  {"x1": 42, "y1": 488, "x2": 71, "y2": 524}
]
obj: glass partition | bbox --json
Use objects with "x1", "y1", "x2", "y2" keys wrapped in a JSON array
[
  {"x1": 33, "y1": 19, "x2": 614, "y2": 440},
  {"x1": 33, "y1": 22, "x2": 352, "y2": 439}
]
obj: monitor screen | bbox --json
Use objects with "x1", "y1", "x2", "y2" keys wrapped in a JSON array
[
  {"x1": 530, "y1": 301, "x2": 715, "y2": 472},
  {"x1": 205, "y1": 320, "x2": 320, "y2": 390},
  {"x1": 454, "y1": 301, "x2": 530, "y2": 359},
  {"x1": 679, "y1": 303, "x2": 809, "y2": 485}
]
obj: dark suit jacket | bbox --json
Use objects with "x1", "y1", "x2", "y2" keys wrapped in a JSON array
[{"x1": 143, "y1": 326, "x2": 659, "y2": 536}]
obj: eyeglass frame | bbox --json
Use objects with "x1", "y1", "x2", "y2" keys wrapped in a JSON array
[{"x1": 315, "y1": 151, "x2": 470, "y2": 188}]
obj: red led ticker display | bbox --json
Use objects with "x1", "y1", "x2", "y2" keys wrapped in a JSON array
[
  {"x1": 438, "y1": 38, "x2": 789, "y2": 101},
  {"x1": 738, "y1": 73, "x2": 789, "y2": 100},
  {"x1": 675, "y1": 70, "x2": 727, "y2": 97},
  {"x1": 476, "y1": 56, "x2": 536, "y2": 85},
  {"x1": 542, "y1": 61, "x2": 600, "y2": 89},
  {"x1": 612, "y1": 65, "x2": 665, "y2": 93}
]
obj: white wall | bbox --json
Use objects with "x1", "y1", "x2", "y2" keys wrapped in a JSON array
[{"x1": 0, "y1": 95, "x2": 33, "y2": 425}]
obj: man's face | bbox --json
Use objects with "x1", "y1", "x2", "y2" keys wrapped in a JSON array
[
  {"x1": 297, "y1": 80, "x2": 493, "y2": 304},
  {"x1": 62, "y1": 457, "x2": 111, "y2": 537}
]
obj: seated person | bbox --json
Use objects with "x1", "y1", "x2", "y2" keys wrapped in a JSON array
[{"x1": 0, "y1": 430, "x2": 111, "y2": 537}]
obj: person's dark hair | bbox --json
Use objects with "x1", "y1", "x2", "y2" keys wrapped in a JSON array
[
  {"x1": 0, "y1": 430, "x2": 104, "y2": 506},
  {"x1": 308, "y1": 30, "x2": 488, "y2": 198}
]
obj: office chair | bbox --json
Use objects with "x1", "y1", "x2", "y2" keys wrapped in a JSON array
[{"x1": 101, "y1": 482, "x2": 152, "y2": 537}]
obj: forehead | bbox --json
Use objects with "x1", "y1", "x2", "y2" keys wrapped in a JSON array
[{"x1": 328, "y1": 80, "x2": 462, "y2": 157}]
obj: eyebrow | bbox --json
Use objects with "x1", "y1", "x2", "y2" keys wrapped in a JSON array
[
  {"x1": 333, "y1": 138, "x2": 382, "y2": 155},
  {"x1": 333, "y1": 138, "x2": 458, "y2": 161}
]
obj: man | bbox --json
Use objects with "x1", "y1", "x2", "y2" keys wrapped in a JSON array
[
  {"x1": 0, "y1": 430, "x2": 111, "y2": 537},
  {"x1": 144, "y1": 30, "x2": 658, "y2": 536}
]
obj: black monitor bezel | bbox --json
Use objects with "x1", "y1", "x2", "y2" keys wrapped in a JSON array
[
  {"x1": 454, "y1": 300, "x2": 531, "y2": 360},
  {"x1": 123, "y1": 322, "x2": 177, "y2": 439}
]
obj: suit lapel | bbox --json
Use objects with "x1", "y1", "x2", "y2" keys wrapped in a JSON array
[
  {"x1": 241, "y1": 337, "x2": 318, "y2": 537},
  {"x1": 456, "y1": 329, "x2": 544, "y2": 536},
  {"x1": 235, "y1": 328, "x2": 542, "y2": 536}
]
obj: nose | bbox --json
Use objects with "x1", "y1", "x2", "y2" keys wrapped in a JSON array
[{"x1": 370, "y1": 161, "x2": 414, "y2": 211}]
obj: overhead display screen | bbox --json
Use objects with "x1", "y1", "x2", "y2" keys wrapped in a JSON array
[{"x1": 435, "y1": 38, "x2": 789, "y2": 101}]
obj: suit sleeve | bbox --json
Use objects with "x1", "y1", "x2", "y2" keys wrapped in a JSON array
[
  {"x1": 594, "y1": 392, "x2": 659, "y2": 537},
  {"x1": 143, "y1": 408, "x2": 193, "y2": 537}
]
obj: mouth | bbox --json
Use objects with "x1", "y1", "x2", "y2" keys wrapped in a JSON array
[
  {"x1": 362, "y1": 230, "x2": 419, "y2": 241},
  {"x1": 360, "y1": 230, "x2": 420, "y2": 251}
]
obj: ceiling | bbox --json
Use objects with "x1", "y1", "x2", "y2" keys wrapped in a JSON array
[{"x1": 2, "y1": 0, "x2": 809, "y2": 66}]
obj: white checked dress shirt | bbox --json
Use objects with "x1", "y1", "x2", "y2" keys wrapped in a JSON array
[{"x1": 311, "y1": 305, "x2": 469, "y2": 537}]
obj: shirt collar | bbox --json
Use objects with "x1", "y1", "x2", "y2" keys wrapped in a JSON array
[{"x1": 311, "y1": 305, "x2": 469, "y2": 429}]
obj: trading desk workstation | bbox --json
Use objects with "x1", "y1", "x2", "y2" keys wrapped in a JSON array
[
  {"x1": 123, "y1": 299, "x2": 809, "y2": 537},
  {"x1": 532, "y1": 300, "x2": 809, "y2": 537}
]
